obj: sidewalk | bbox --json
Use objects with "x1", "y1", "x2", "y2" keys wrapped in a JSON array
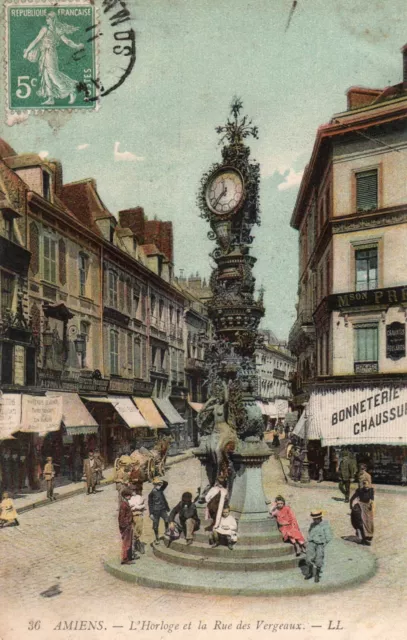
[
  {"x1": 14, "y1": 449, "x2": 194, "y2": 514},
  {"x1": 279, "y1": 456, "x2": 407, "y2": 495}
]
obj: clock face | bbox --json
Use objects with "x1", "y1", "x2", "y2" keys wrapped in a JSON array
[{"x1": 206, "y1": 169, "x2": 244, "y2": 215}]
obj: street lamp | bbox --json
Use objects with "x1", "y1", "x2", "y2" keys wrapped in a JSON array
[{"x1": 300, "y1": 404, "x2": 310, "y2": 483}]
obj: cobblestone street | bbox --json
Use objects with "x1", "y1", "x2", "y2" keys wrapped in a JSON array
[{"x1": 1, "y1": 456, "x2": 406, "y2": 640}]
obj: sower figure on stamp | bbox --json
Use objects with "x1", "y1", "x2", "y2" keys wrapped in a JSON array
[
  {"x1": 148, "y1": 478, "x2": 169, "y2": 545},
  {"x1": 304, "y1": 510, "x2": 332, "y2": 583},
  {"x1": 23, "y1": 11, "x2": 85, "y2": 106}
]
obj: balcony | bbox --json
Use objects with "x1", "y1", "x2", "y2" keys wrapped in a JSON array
[
  {"x1": 287, "y1": 308, "x2": 315, "y2": 356},
  {"x1": 185, "y1": 357, "x2": 205, "y2": 373},
  {"x1": 0, "y1": 235, "x2": 31, "y2": 275}
]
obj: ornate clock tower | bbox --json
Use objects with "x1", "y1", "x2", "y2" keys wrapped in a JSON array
[
  {"x1": 195, "y1": 99, "x2": 272, "y2": 527},
  {"x1": 197, "y1": 99, "x2": 266, "y2": 442}
]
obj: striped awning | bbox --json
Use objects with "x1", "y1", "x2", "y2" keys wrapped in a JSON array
[
  {"x1": 81, "y1": 396, "x2": 147, "y2": 429},
  {"x1": 133, "y1": 397, "x2": 166, "y2": 429},
  {"x1": 47, "y1": 392, "x2": 99, "y2": 435},
  {"x1": 293, "y1": 409, "x2": 322, "y2": 440},
  {"x1": 264, "y1": 402, "x2": 277, "y2": 418},
  {"x1": 154, "y1": 398, "x2": 186, "y2": 425}
]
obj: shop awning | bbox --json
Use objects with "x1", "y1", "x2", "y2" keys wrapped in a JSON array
[
  {"x1": 46, "y1": 392, "x2": 99, "y2": 436},
  {"x1": 293, "y1": 410, "x2": 322, "y2": 440},
  {"x1": 264, "y1": 402, "x2": 277, "y2": 418},
  {"x1": 133, "y1": 397, "x2": 166, "y2": 428},
  {"x1": 0, "y1": 394, "x2": 22, "y2": 440},
  {"x1": 154, "y1": 398, "x2": 186, "y2": 425},
  {"x1": 20, "y1": 394, "x2": 63, "y2": 435},
  {"x1": 256, "y1": 401, "x2": 268, "y2": 416},
  {"x1": 309, "y1": 386, "x2": 407, "y2": 446},
  {"x1": 188, "y1": 401, "x2": 203, "y2": 413},
  {"x1": 81, "y1": 395, "x2": 147, "y2": 429},
  {"x1": 276, "y1": 399, "x2": 289, "y2": 418}
]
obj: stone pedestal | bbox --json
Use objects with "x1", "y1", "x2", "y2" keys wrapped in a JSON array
[{"x1": 229, "y1": 439, "x2": 272, "y2": 525}]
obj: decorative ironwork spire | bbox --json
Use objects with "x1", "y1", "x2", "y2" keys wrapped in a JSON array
[{"x1": 215, "y1": 97, "x2": 259, "y2": 147}]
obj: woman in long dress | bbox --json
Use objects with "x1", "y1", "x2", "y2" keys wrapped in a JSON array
[
  {"x1": 269, "y1": 495, "x2": 306, "y2": 556},
  {"x1": 23, "y1": 11, "x2": 84, "y2": 105},
  {"x1": 350, "y1": 479, "x2": 374, "y2": 545}
]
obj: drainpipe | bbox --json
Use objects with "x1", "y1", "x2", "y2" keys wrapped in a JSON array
[{"x1": 100, "y1": 245, "x2": 104, "y2": 375}]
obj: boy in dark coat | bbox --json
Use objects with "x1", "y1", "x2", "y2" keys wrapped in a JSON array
[
  {"x1": 168, "y1": 491, "x2": 200, "y2": 545},
  {"x1": 148, "y1": 477, "x2": 169, "y2": 545},
  {"x1": 119, "y1": 487, "x2": 136, "y2": 565}
]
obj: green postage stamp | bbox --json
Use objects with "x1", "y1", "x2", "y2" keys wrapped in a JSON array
[{"x1": 5, "y1": 1, "x2": 97, "y2": 111}]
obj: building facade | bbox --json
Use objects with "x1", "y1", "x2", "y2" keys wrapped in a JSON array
[
  {"x1": 288, "y1": 45, "x2": 407, "y2": 482},
  {"x1": 255, "y1": 333, "x2": 295, "y2": 426},
  {"x1": 0, "y1": 139, "x2": 193, "y2": 492}
]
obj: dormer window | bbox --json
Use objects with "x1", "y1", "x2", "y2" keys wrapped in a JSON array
[{"x1": 43, "y1": 170, "x2": 51, "y2": 200}]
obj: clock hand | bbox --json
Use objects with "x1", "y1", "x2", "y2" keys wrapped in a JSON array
[{"x1": 213, "y1": 187, "x2": 227, "y2": 208}]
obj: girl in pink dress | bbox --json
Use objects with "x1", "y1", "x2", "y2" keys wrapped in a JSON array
[{"x1": 269, "y1": 495, "x2": 306, "y2": 556}]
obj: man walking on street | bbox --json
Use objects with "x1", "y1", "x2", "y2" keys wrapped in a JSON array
[
  {"x1": 148, "y1": 477, "x2": 169, "y2": 545},
  {"x1": 304, "y1": 509, "x2": 332, "y2": 583},
  {"x1": 339, "y1": 449, "x2": 357, "y2": 502},
  {"x1": 83, "y1": 451, "x2": 97, "y2": 495},
  {"x1": 43, "y1": 457, "x2": 56, "y2": 501}
]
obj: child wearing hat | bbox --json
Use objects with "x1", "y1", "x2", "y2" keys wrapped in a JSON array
[
  {"x1": 304, "y1": 509, "x2": 332, "y2": 583},
  {"x1": 148, "y1": 477, "x2": 169, "y2": 545}
]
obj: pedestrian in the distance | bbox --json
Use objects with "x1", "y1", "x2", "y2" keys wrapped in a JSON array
[
  {"x1": 269, "y1": 495, "x2": 306, "y2": 556},
  {"x1": 304, "y1": 509, "x2": 332, "y2": 583},
  {"x1": 338, "y1": 449, "x2": 357, "y2": 502},
  {"x1": 168, "y1": 491, "x2": 200, "y2": 546},
  {"x1": 350, "y1": 479, "x2": 374, "y2": 546},
  {"x1": 128, "y1": 484, "x2": 146, "y2": 556},
  {"x1": 148, "y1": 477, "x2": 169, "y2": 545},
  {"x1": 401, "y1": 454, "x2": 407, "y2": 487},
  {"x1": 357, "y1": 463, "x2": 372, "y2": 489},
  {"x1": 43, "y1": 456, "x2": 56, "y2": 501},
  {"x1": 119, "y1": 487, "x2": 135, "y2": 565},
  {"x1": 0, "y1": 492, "x2": 19, "y2": 527},
  {"x1": 83, "y1": 451, "x2": 97, "y2": 495},
  {"x1": 94, "y1": 449, "x2": 104, "y2": 485}
]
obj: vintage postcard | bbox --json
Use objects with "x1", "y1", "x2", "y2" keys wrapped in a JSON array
[{"x1": 0, "y1": 1, "x2": 406, "y2": 640}]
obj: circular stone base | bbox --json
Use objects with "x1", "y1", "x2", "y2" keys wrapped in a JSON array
[{"x1": 104, "y1": 538, "x2": 377, "y2": 597}]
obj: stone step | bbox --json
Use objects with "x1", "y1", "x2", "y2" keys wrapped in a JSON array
[
  {"x1": 194, "y1": 529, "x2": 282, "y2": 545},
  {"x1": 152, "y1": 544, "x2": 299, "y2": 572},
  {"x1": 169, "y1": 538, "x2": 293, "y2": 558}
]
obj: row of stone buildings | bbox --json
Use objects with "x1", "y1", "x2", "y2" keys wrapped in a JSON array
[
  {"x1": 0, "y1": 139, "x2": 210, "y2": 489},
  {"x1": 288, "y1": 44, "x2": 407, "y2": 483}
]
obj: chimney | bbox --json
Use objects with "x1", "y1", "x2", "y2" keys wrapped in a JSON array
[
  {"x1": 118, "y1": 207, "x2": 145, "y2": 242},
  {"x1": 403, "y1": 44, "x2": 407, "y2": 85}
]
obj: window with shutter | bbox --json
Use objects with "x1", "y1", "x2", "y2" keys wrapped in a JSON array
[
  {"x1": 29, "y1": 222, "x2": 40, "y2": 275},
  {"x1": 43, "y1": 234, "x2": 57, "y2": 283},
  {"x1": 127, "y1": 333, "x2": 133, "y2": 370},
  {"x1": 134, "y1": 338, "x2": 141, "y2": 378},
  {"x1": 110, "y1": 330, "x2": 119, "y2": 375},
  {"x1": 1, "y1": 271, "x2": 14, "y2": 312},
  {"x1": 356, "y1": 169, "x2": 378, "y2": 211},
  {"x1": 79, "y1": 254, "x2": 88, "y2": 297},
  {"x1": 109, "y1": 271, "x2": 118, "y2": 307},
  {"x1": 354, "y1": 324, "x2": 378, "y2": 373}
]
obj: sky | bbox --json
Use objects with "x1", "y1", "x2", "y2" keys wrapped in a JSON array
[{"x1": 1, "y1": 0, "x2": 407, "y2": 339}]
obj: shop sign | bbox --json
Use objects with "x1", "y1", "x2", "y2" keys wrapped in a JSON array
[
  {"x1": 78, "y1": 375, "x2": 109, "y2": 393},
  {"x1": 275, "y1": 399, "x2": 288, "y2": 417},
  {"x1": 133, "y1": 379, "x2": 154, "y2": 396},
  {"x1": 109, "y1": 377, "x2": 134, "y2": 393},
  {"x1": 309, "y1": 386, "x2": 407, "y2": 446},
  {"x1": 0, "y1": 394, "x2": 22, "y2": 439},
  {"x1": 14, "y1": 345, "x2": 25, "y2": 386},
  {"x1": 386, "y1": 322, "x2": 406, "y2": 361},
  {"x1": 328, "y1": 284, "x2": 407, "y2": 310},
  {"x1": 21, "y1": 395, "x2": 63, "y2": 435}
]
